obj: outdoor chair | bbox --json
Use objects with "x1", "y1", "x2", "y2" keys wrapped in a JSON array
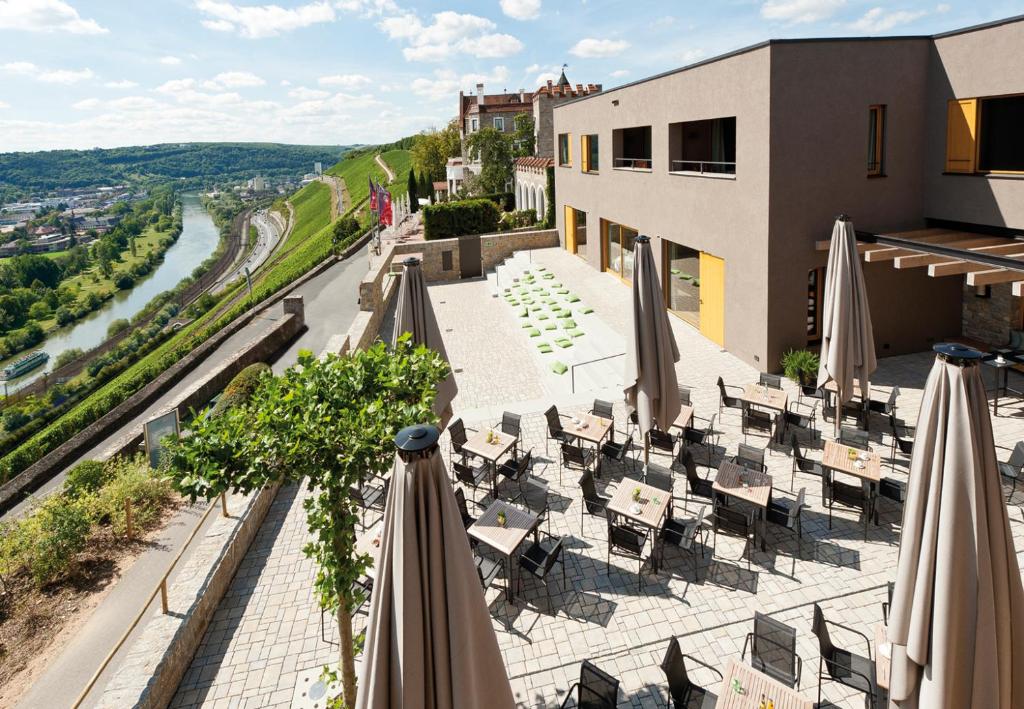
[
  {"x1": 648, "y1": 428, "x2": 679, "y2": 463},
  {"x1": 559, "y1": 660, "x2": 620, "y2": 709},
  {"x1": 799, "y1": 383, "x2": 826, "y2": 407},
  {"x1": 780, "y1": 399, "x2": 818, "y2": 443},
  {"x1": 877, "y1": 476, "x2": 907, "y2": 522},
  {"x1": 867, "y1": 386, "x2": 900, "y2": 425},
  {"x1": 626, "y1": 410, "x2": 640, "y2": 439},
  {"x1": 683, "y1": 414, "x2": 717, "y2": 468},
  {"x1": 660, "y1": 636, "x2": 721, "y2": 709},
  {"x1": 322, "y1": 577, "x2": 373, "y2": 645},
  {"x1": 562, "y1": 441, "x2": 596, "y2": 483},
  {"x1": 644, "y1": 468, "x2": 674, "y2": 495},
  {"x1": 742, "y1": 612, "x2": 802, "y2": 688},
  {"x1": 825, "y1": 398, "x2": 867, "y2": 430},
  {"x1": 517, "y1": 532, "x2": 565, "y2": 614},
  {"x1": 607, "y1": 518, "x2": 650, "y2": 591},
  {"x1": 677, "y1": 385, "x2": 692, "y2": 407},
  {"x1": 812, "y1": 603, "x2": 883, "y2": 709},
  {"x1": 998, "y1": 441, "x2": 1024, "y2": 500},
  {"x1": 601, "y1": 433, "x2": 638, "y2": 476},
  {"x1": 497, "y1": 410, "x2": 522, "y2": 455},
  {"x1": 475, "y1": 553, "x2": 510, "y2": 630},
  {"x1": 790, "y1": 434, "x2": 826, "y2": 497},
  {"x1": 717, "y1": 376, "x2": 744, "y2": 420},
  {"x1": 680, "y1": 449, "x2": 716, "y2": 510},
  {"x1": 544, "y1": 404, "x2": 574, "y2": 456},
  {"x1": 514, "y1": 475, "x2": 550, "y2": 534},
  {"x1": 578, "y1": 469, "x2": 610, "y2": 534},
  {"x1": 592, "y1": 399, "x2": 615, "y2": 439},
  {"x1": 733, "y1": 443, "x2": 766, "y2": 473},
  {"x1": 452, "y1": 459, "x2": 489, "y2": 503},
  {"x1": 454, "y1": 487, "x2": 478, "y2": 531},
  {"x1": 710, "y1": 498, "x2": 754, "y2": 570},
  {"x1": 826, "y1": 477, "x2": 874, "y2": 540},
  {"x1": 882, "y1": 581, "x2": 895, "y2": 625},
  {"x1": 350, "y1": 478, "x2": 386, "y2": 528},
  {"x1": 742, "y1": 404, "x2": 775, "y2": 442},
  {"x1": 660, "y1": 505, "x2": 707, "y2": 568},
  {"x1": 497, "y1": 448, "x2": 533, "y2": 496},
  {"x1": 759, "y1": 372, "x2": 783, "y2": 389},
  {"x1": 889, "y1": 412, "x2": 915, "y2": 469},
  {"x1": 839, "y1": 426, "x2": 870, "y2": 451},
  {"x1": 766, "y1": 487, "x2": 805, "y2": 556},
  {"x1": 447, "y1": 418, "x2": 475, "y2": 467}
]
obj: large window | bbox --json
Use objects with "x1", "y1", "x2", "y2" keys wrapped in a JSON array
[
  {"x1": 603, "y1": 220, "x2": 639, "y2": 282},
  {"x1": 979, "y1": 95, "x2": 1024, "y2": 172},
  {"x1": 669, "y1": 117, "x2": 736, "y2": 175},
  {"x1": 581, "y1": 134, "x2": 599, "y2": 173},
  {"x1": 558, "y1": 133, "x2": 572, "y2": 167},
  {"x1": 612, "y1": 126, "x2": 652, "y2": 170},
  {"x1": 867, "y1": 105, "x2": 886, "y2": 176},
  {"x1": 493, "y1": 116, "x2": 505, "y2": 131},
  {"x1": 664, "y1": 240, "x2": 701, "y2": 328}
]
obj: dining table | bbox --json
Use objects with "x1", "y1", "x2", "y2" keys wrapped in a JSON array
[
  {"x1": 669, "y1": 405, "x2": 695, "y2": 432},
  {"x1": 467, "y1": 499, "x2": 539, "y2": 602},
  {"x1": 461, "y1": 428, "x2": 518, "y2": 498},
  {"x1": 606, "y1": 480, "x2": 671, "y2": 572},
  {"x1": 741, "y1": 384, "x2": 789, "y2": 442},
  {"x1": 713, "y1": 460, "x2": 773, "y2": 550},
  {"x1": 717, "y1": 660, "x2": 813, "y2": 709},
  {"x1": 564, "y1": 412, "x2": 613, "y2": 473}
]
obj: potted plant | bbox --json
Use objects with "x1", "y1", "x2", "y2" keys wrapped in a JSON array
[
  {"x1": 496, "y1": 510, "x2": 507, "y2": 527},
  {"x1": 631, "y1": 487, "x2": 642, "y2": 503},
  {"x1": 781, "y1": 348, "x2": 820, "y2": 386}
]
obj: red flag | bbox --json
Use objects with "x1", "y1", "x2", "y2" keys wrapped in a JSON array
[
  {"x1": 369, "y1": 178, "x2": 377, "y2": 212},
  {"x1": 382, "y1": 191, "x2": 393, "y2": 226}
]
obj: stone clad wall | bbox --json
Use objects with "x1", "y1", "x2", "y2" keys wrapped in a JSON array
[{"x1": 962, "y1": 282, "x2": 1019, "y2": 346}]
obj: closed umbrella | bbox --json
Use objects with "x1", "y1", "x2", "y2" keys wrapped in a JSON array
[
  {"x1": 888, "y1": 344, "x2": 1024, "y2": 708},
  {"x1": 816, "y1": 215, "x2": 876, "y2": 436},
  {"x1": 623, "y1": 234, "x2": 681, "y2": 466},
  {"x1": 356, "y1": 424, "x2": 515, "y2": 709},
  {"x1": 393, "y1": 257, "x2": 458, "y2": 423}
]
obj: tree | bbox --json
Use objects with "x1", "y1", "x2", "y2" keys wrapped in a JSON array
[
  {"x1": 466, "y1": 127, "x2": 514, "y2": 195},
  {"x1": 407, "y1": 169, "x2": 419, "y2": 213},
  {"x1": 166, "y1": 342, "x2": 448, "y2": 707},
  {"x1": 512, "y1": 113, "x2": 536, "y2": 158},
  {"x1": 107, "y1": 318, "x2": 130, "y2": 337},
  {"x1": 411, "y1": 120, "x2": 461, "y2": 182},
  {"x1": 419, "y1": 173, "x2": 433, "y2": 204}
]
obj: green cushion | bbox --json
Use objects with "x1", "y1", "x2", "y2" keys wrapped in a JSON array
[
  {"x1": 551, "y1": 361, "x2": 568, "y2": 375},
  {"x1": 521, "y1": 322, "x2": 533, "y2": 328},
  {"x1": 542, "y1": 298, "x2": 556, "y2": 305},
  {"x1": 518, "y1": 308, "x2": 528, "y2": 318},
  {"x1": 555, "y1": 339, "x2": 572, "y2": 348},
  {"x1": 556, "y1": 288, "x2": 569, "y2": 294},
  {"x1": 542, "y1": 274, "x2": 554, "y2": 279},
  {"x1": 562, "y1": 319, "x2": 577, "y2": 329},
  {"x1": 530, "y1": 306, "x2": 542, "y2": 312},
  {"x1": 536, "y1": 313, "x2": 549, "y2": 320},
  {"x1": 528, "y1": 328, "x2": 541, "y2": 337},
  {"x1": 550, "y1": 305, "x2": 562, "y2": 313},
  {"x1": 671, "y1": 268, "x2": 681, "y2": 275},
  {"x1": 558, "y1": 312, "x2": 573, "y2": 319},
  {"x1": 537, "y1": 343, "x2": 553, "y2": 353},
  {"x1": 537, "y1": 266, "x2": 547, "y2": 271},
  {"x1": 551, "y1": 282, "x2": 562, "y2": 288},
  {"x1": 578, "y1": 307, "x2": 594, "y2": 314},
  {"x1": 566, "y1": 295, "x2": 581, "y2": 303},
  {"x1": 567, "y1": 328, "x2": 584, "y2": 338},
  {"x1": 544, "y1": 323, "x2": 557, "y2": 331}
]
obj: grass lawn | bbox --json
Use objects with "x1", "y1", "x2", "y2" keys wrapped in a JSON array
[
  {"x1": 64, "y1": 225, "x2": 170, "y2": 299},
  {"x1": 280, "y1": 181, "x2": 331, "y2": 252}
]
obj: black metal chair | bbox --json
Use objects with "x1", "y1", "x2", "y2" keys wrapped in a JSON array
[
  {"x1": 475, "y1": 553, "x2": 509, "y2": 630},
  {"x1": 799, "y1": 383, "x2": 826, "y2": 407},
  {"x1": 839, "y1": 426, "x2": 870, "y2": 451},
  {"x1": 645, "y1": 468, "x2": 674, "y2": 495},
  {"x1": 600, "y1": 433, "x2": 637, "y2": 476},
  {"x1": 578, "y1": 469, "x2": 610, "y2": 534},
  {"x1": 660, "y1": 505, "x2": 707, "y2": 566},
  {"x1": 608, "y1": 518, "x2": 649, "y2": 590},
  {"x1": 544, "y1": 404, "x2": 574, "y2": 456},
  {"x1": 447, "y1": 418, "x2": 474, "y2": 467},
  {"x1": 497, "y1": 448, "x2": 533, "y2": 496},
  {"x1": 780, "y1": 399, "x2": 818, "y2": 443},
  {"x1": 812, "y1": 603, "x2": 882, "y2": 709},
  {"x1": 826, "y1": 477, "x2": 874, "y2": 540},
  {"x1": 867, "y1": 385, "x2": 900, "y2": 425},
  {"x1": 733, "y1": 443, "x2": 766, "y2": 473},
  {"x1": 680, "y1": 449, "x2": 716, "y2": 510},
  {"x1": 889, "y1": 412, "x2": 914, "y2": 470},
  {"x1": 660, "y1": 636, "x2": 721, "y2": 709},
  {"x1": 710, "y1": 498, "x2": 754, "y2": 570},
  {"x1": 592, "y1": 398, "x2": 615, "y2": 421},
  {"x1": 559, "y1": 660, "x2": 620, "y2": 709},
  {"x1": 683, "y1": 413, "x2": 717, "y2": 467},
  {"x1": 998, "y1": 441, "x2": 1024, "y2": 500},
  {"x1": 877, "y1": 476, "x2": 906, "y2": 522},
  {"x1": 350, "y1": 478, "x2": 386, "y2": 528},
  {"x1": 881, "y1": 581, "x2": 895, "y2": 625},
  {"x1": 717, "y1": 376, "x2": 744, "y2": 420},
  {"x1": 562, "y1": 441, "x2": 596, "y2": 484},
  {"x1": 454, "y1": 487, "x2": 478, "y2": 530},
  {"x1": 517, "y1": 532, "x2": 565, "y2": 614},
  {"x1": 790, "y1": 434, "x2": 826, "y2": 496},
  {"x1": 766, "y1": 487, "x2": 805, "y2": 555},
  {"x1": 677, "y1": 385, "x2": 692, "y2": 407},
  {"x1": 514, "y1": 475, "x2": 550, "y2": 534},
  {"x1": 498, "y1": 410, "x2": 522, "y2": 456},
  {"x1": 742, "y1": 612, "x2": 802, "y2": 688},
  {"x1": 648, "y1": 428, "x2": 679, "y2": 463},
  {"x1": 742, "y1": 404, "x2": 775, "y2": 442},
  {"x1": 759, "y1": 372, "x2": 782, "y2": 389},
  {"x1": 452, "y1": 459, "x2": 489, "y2": 502}
]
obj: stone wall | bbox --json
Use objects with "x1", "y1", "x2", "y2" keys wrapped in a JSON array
[{"x1": 962, "y1": 281, "x2": 1020, "y2": 346}]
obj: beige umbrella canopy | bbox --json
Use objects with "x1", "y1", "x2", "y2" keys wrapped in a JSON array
[
  {"x1": 355, "y1": 425, "x2": 515, "y2": 709},
  {"x1": 888, "y1": 344, "x2": 1024, "y2": 708},
  {"x1": 623, "y1": 234, "x2": 681, "y2": 465},
  {"x1": 392, "y1": 257, "x2": 458, "y2": 422},
  {"x1": 816, "y1": 215, "x2": 876, "y2": 436}
]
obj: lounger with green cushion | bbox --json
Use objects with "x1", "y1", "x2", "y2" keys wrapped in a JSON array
[
  {"x1": 578, "y1": 307, "x2": 594, "y2": 314},
  {"x1": 537, "y1": 343, "x2": 553, "y2": 353},
  {"x1": 558, "y1": 312, "x2": 573, "y2": 319},
  {"x1": 567, "y1": 328, "x2": 584, "y2": 338},
  {"x1": 542, "y1": 298, "x2": 556, "y2": 305},
  {"x1": 518, "y1": 308, "x2": 528, "y2": 318},
  {"x1": 537, "y1": 266, "x2": 547, "y2": 271},
  {"x1": 555, "y1": 338, "x2": 572, "y2": 348},
  {"x1": 542, "y1": 274, "x2": 554, "y2": 279},
  {"x1": 536, "y1": 313, "x2": 549, "y2": 320},
  {"x1": 556, "y1": 288, "x2": 569, "y2": 295},
  {"x1": 550, "y1": 305, "x2": 562, "y2": 312},
  {"x1": 550, "y1": 282, "x2": 562, "y2": 288},
  {"x1": 530, "y1": 306, "x2": 542, "y2": 312},
  {"x1": 551, "y1": 361, "x2": 568, "y2": 375},
  {"x1": 528, "y1": 328, "x2": 541, "y2": 337},
  {"x1": 671, "y1": 268, "x2": 681, "y2": 276},
  {"x1": 521, "y1": 322, "x2": 533, "y2": 328}
]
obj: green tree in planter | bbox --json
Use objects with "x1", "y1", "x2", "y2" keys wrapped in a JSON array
[{"x1": 165, "y1": 340, "x2": 449, "y2": 707}]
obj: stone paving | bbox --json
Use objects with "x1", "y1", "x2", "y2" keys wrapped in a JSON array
[{"x1": 170, "y1": 246, "x2": 1024, "y2": 708}]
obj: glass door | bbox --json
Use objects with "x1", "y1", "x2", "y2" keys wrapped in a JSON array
[
  {"x1": 663, "y1": 240, "x2": 701, "y2": 328},
  {"x1": 603, "y1": 221, "x2": 639, "y2": 283}
]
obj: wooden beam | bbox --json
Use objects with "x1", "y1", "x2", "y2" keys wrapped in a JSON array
[
  {"x1": 929, "y1": 260, "x2": 989, "y2": 277},
  {"x1": 903, "y1": 248, "x2": 1024, "y2": 270},
  {"x1": 967, "y1": 269, "x2": 1024, "y2": 287},
  {"x1": 864, "y1": 247, "x2": 916, "y2": 262}
]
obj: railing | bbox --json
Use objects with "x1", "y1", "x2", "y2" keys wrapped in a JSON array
[
  {"x1": 613, "y1": 157, "x2": 653, "y2": 170},
  {"x1": 571, "y1": 353, "x2": 625, "y2": 393},
  {"x1": 670, "y1": 160, "x2": 736, "y2": 175},
  {"x1": 72, "y1": 492, "x2": 230, "y2": 708}
]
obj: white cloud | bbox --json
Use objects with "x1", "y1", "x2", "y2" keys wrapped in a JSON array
[
  {"x1": 104, "y1": 79, "x2": 138, "y2": 89},
  {"x1": 72, "y1": 98, "x2": 100, "y2": 110},
  {"x1": 500, "y1": 0, "x2": 540, "y2": 21},
  {"x1": 334, "y1": 0, "x2": 398, "y2": 16},
  {"x1": 569, "y1": 38, "x2": 629, "y2": 58},
  {"x1": 849, "y1": 6, "x2": 928, "y2": 32},
  {"x1": 155, "y1": 78, "x2": 197, "y2": 95},
  {"x1": 679, "y1": 48, "x2": 705, "y2": 64},
  {"x1": 195, "y1": 0, "x2": 336, "y2": 39},
  {"x1": 410, "y1": 66, "x2": 509, "y2": 102},
  {"x1": 280, "y1": 79, "x2": 291, "y2": 86},
  {"x1": 289, "y1": 86, "x2": 331, "y2": 100},
  {"x1": 159, "y1": 55, "x2": 183, "y2": 66},
  {"x1": 610, "y1": 69, "x2": 629, "y2": 78},
  {"x1": 318, "y1": 73, "x2": 372, "y2": 88},
  {"x1": 936, "y1": 3, "x2": 951, "y2": 12},
  {"x1": 760, "y1": 0, "x2": 844, "y2": 23},
  {"x1": 380, "y1": 11, "x2": 522, "y2": 62},
  {"x1": 202, "y1": 70, "x2": 265, "y2": 89},
  {"x1": 0, "y1": 0, "x2": 108, "y2": 34},
  {"x1": 2, "y1": 61, "x2": 94, "y2": 84}
]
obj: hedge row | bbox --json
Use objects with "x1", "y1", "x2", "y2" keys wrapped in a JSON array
[
  {"x1": 476, "y1": 192, "x2": 515, "y2": 212},
  {"x1": 422, "y1": 199, "x2": 500, "y2": 241}
]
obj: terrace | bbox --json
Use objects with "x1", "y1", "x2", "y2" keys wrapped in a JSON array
[{"x1": 170, "y1": 246, "x2": 1024, "y2": 708}]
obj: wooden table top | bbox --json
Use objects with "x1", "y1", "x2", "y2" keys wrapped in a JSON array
[
  {"x1": 713, "y1": 460, "x2": 772, "y2": 509},
  {"x1": 741, "y1": 383, "x2": 789, "y2": 412},
  {"x1": 822, "y1": 440, "x2": 882, "y2": 483},
  {"x1": 875, "y1": 624, "x2": 891, "y2": 690},
  {"x1": 468, "y1": 500, "x2": 538, "y2": 556},
  {"x1": 564, "y1": 413, "x2": 613, "y2": 445},
  {"x1": 670, "y1": 405, "x2": 695, "y2": 430},
  {"x1": 717, "y1": 660, "x2": 813, "y2": 709},
  {"x1": 462, "y1": 429, "x2": 517, "y2": 463},
  {"x1": 607, "y1": 481, "x2": 671, "y2": 529}
]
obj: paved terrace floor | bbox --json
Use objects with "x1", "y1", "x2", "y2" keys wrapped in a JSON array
[{"x1": 170, "y1": 247, "x2": 1024, "y2": 708}]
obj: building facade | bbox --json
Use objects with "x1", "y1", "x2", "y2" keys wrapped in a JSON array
[{"x1": 553, "y1": 16, "x2": 1024, "y2": 370}]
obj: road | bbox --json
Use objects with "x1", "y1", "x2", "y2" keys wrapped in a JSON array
[
  {"x1": 212, "y1": 210, "x2": 283, "y2": 294},
  {"x1": 13, "y1": 245, "x2": 371, "y2": 709}
]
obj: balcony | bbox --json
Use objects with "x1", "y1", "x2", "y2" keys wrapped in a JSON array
[
  {"x1": 669, "y1": 117, "x2": 736, "y2": 179},
  {"x1": 612, "y1": 126, "x2": 652, "y2": 172}
]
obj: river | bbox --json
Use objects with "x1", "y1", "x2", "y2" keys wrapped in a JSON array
[{"x1": 3, "y1": 193, "x2": 221, "y2": 391}]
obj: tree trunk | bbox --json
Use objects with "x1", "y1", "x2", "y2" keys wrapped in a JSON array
[{"x1": 336, "y1": 604, "x2": 357, "y2": 707}]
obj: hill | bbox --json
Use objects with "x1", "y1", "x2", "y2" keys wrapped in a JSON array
[{"x1": 0, "y1": 142, "x2": 355, "y2": 198}]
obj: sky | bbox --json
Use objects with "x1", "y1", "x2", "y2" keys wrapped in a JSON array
[{"x1": 0, "y1": 0, "x2": 1021, "y2": 152}]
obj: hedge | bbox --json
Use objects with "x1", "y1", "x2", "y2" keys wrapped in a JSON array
[
  {"x1": 422, "y1": 199, "x2": 500, "y2": 241},
  {"x1": 210, "y1": 362, "x2": 270, "y2": 417},
  {"x1": 476, "y1": 192, "x2": 516, "y2": 212}
]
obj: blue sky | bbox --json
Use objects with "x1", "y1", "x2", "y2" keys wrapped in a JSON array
[{"x1": 0, "y1": 0, "x2": 1020, "y2": 152}]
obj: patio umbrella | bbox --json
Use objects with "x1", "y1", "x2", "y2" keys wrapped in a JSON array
[
  {"x1": 392, "y1": 256, "x2": 458, "y2": 424},
  {"x1": 888, "y1": 344, "x2": 1024, "y2": 709},
  {"x1": 623, "y1": 234, "x2": 680, "y2": 466},
  {"x1": 355, "y1": 424, "x2": 515, "y2": 709},
  {"x1": 816, "y1": 215, "x2": 876, "y2": 437}
]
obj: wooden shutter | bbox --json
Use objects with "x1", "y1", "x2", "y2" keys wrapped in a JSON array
[
  {"x1": 580, "y1": 135, "x2": 589, "y2": 172},
  {"x1": 564, "y1": 206, "x2": 576, "y2": 252},
  {"x1": 945, "y1": 98, "x2": 978, "y2": 173},
  {"x1": 568, "y1": 133, "x2": 573, "y2": 167}
]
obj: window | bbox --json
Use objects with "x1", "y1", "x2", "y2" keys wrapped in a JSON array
[
  {"x1": 669, "y1": 117, "x2": 736, "y2": 175},
  {"x1": 602, "y1": 220, "x2": 639, "y2": 282},
  {"x1": 612, "y1": 126, "x2": 652, "y2": 169},
  {"x1": 978, "y1": 95, "x2": 1024, "y2": 172},
  {"x1": 663, "y1": 240, "x2": 701, "y2": 328},
  {"x1": 581, "y1": 134, "x2": 599, "y2": 172},
  {"x1": 470, "y1": 117, "x2": 479, "y2": 133},
  {"x1": 558, "y1": 133, "x2": 572, "y2": 167},
  {"x1": 564, "y1": 206, "x2": 587, "y2": 257},
  {"x1": 493, "y1": 116, "x2": 505, "y2": 131},
  {"x1": 867, "y1": 105, "x2": 886, "y2": 176}
]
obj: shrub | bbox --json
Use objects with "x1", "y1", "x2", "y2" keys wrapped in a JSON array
[
  {"x1": 94, "y1": 455, "x2": 174, "y2": 535},
  {"x1": 26, "y1": 495, "x2": 92, "y2": 586},
  {"x1": 2, "y1": 409, "x2": 30, "y2": 433},
  {"x1": 476, "y1": 192, "x2": 515, "y2": 212},
  {"x1": 53, "y1": 347, "x2": 83, "y2": 369},
  {"x1": 499, "y1": 209, "x2": 537, "y2": 231},
  {"x1": 422, "y1": 199, "x2": 500, "y2": 240},
  {"x1": 107, "y1": 318, "x2": 130, "y2": 337},
  {"x1": 210, "y1": 362, "x2": 271, "y2": 418},
  {"x1": 781, "y1": 348, "x2": 820, "y2": 385},
  {"x1": 65, "y1": 460, "x2": 109, "y2": 498},
  {"x1": 115, "y1": 273, "x2": 135, "y2": 290}
]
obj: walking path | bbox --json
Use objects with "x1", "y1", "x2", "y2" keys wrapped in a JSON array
[
  {"x1": 321, "y1": 175, "x2": 347, "y2": 219},
  {"x1": 374, "y1": 152, "x2": 395, "y2": 182}
]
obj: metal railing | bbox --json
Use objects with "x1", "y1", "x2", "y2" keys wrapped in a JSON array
[
  {"x1": 670, "y1": 160, "x2": 736, "y2": 175},
  {"x1": 613, "y1": 157, "x2": 653, "y2": 170},
  {"x1": 571, "y1": 353, "x2": 625, "y2": 393}
]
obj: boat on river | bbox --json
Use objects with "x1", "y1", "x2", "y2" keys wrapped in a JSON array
[{"x1": 1, "y1": 350, "x2": 49, "y2": 380}]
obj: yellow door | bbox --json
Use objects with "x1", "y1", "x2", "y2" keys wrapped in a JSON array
[
  {"x1": 699, "y1": 252, "x2": 725, "y2": 346},
  {"x1": 564, "y1": 206, "x2": 576, "y2": 252}
]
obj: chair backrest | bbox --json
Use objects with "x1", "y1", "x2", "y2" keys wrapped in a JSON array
[
  {"x1": 737, "y1": 443, "x2": 765, "y2": 470},
  {"x1": 501, "y1": 411, "x2": 521, "y2": 436},
  {"x1": 790, "y1": 433, "x2": 805, "y2": 461},
  {"x1": 681, "y1": 449, "x2": 700, "y2": 484},
  {"x1": 448, "y1": 418, "x2": 467, "y2": 450},
  {"x1": 609, "y1": 522, "x2": 646, "y2": 554},
  {"x1": 545, "y1": 405, "x2": 563, "y2": 435},
  {"x1": 592, "y1": 399, "x2": 614, "y2": 420},
  {"x1": 716, "y1": 376, "x2": 728, "y2": 400},
  {"x1": 800, "y1": 383, "x2": 822, "y2": 398},
  {"x1": 886, "y1": 386, "x2": 900, "y2": 410},
  {"x1": 521, "y1": 476, "x2": 548, "y2": 515},
  {"x1": 649, "y1": 428, "x2": 674, "y2": 451},
  {"x1": 452, "y1": 461, "x2": 474, "y2": 486},
  {"x1": 811, "y1": 603, "x2": 836, "y2": 663},
  {"x1": 751, "y1": 612, "x2": 800, "y2": 687},
  {"x1": 713, "y1": 503, "x2": 750, "y2": 536},
  {"x1": 543, "y1": 536, "x2": 564, "y2": 575},
  {"x1": 660, "y1": 637, "x2": 693, "y2": 704},
  {"x1": 454, "y1": 488, "x2": 470, "y2": 520},
  {"x1": 1008, "y1": 441, "x2": 1024, "y2": 469},
  {"x1": 839, "y1": 426, "x2": 869, "y2": 450},
  {"x1": 517, "y1": 449, "x2": 533, "y2": 476},
  {"x1": 578, "y1": 660, "x2": 619, "y2": 708},
  {"x1": 579, "y1": 470, "x2": 599, "y2": 503},
  {"x1": 760, "y1": 372, "x2": 782, "y2": 389},
  {"x1": 645, "y1": 469, "x2": 673, "y2": 493},
  {"x1": 563, "y1": 441, "x2": 587, "y2": 468},
  {"x1": 677, "y1": 386, "x2": 692, "y2": 406},
  {"x1": 791, "y1": 488, "x2": 806, "y2": 522}
]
